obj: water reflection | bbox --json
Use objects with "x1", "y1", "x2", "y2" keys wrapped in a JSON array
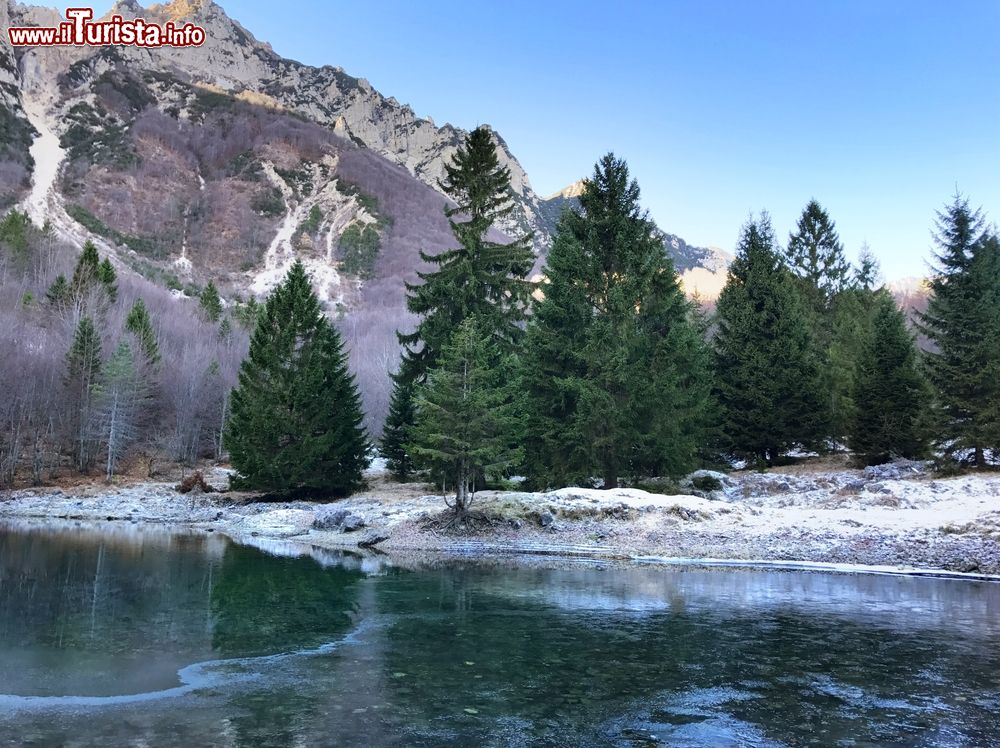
[{"x1": 0, "y1": 521, "x2": 998, "y2": 747}]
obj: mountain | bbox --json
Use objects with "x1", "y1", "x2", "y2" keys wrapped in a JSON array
[{"x1": 2, "y1": 0, "x2": 730, "y2": 426}]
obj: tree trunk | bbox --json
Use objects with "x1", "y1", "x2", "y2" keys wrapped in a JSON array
[
  {"x1": 975, "y1": 445, "x2": 986, "y2": 468},
  {"x1": 604, "y1": 472, "x2": 618, "y2": 490}
]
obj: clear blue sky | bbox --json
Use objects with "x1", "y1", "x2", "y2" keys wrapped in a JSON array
[{"x1": 97, "y1": 0, "x2": 999, "y2": 279}]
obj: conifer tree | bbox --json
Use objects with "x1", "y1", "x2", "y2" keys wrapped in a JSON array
[
  {"x1": 225, "y1": 261, "x2": 369, "y2": 495},
  {"x1": 714, "y1": 214, "x2": 828, "y2": 465},
  {"x1": 65, "y1": 316, "x2": 103, "y2": 472},
  {"x1": 97, "y1": 258, "x2": 118, "y2": 302},
  {"x1": 384, "y1": 126, "x2": 535, "y2": 466},
  {"x1": 918, "y1": 195, "x2": 1000, "y2": 467},
  {"x1": 199, "y1": 280, "x2": 223, "y2": 322},
  {"x1": 521, "y1": 154, "x2": 712, "y2": 488},
  {"x1": 849, "y1": 291, "x2": 928, "y2": 465},
  {"x1": 380, "y1": 374, "x2": 416, "y2": 480},
  {"x1": 125, "y1": 298, "x2": 160, "y2": 366},
  {"x1": 409, "y1": 317, "x2": 521, "y2": 515},
  {"x1": 785, "y1": 199, "x2": 852, "y2": 309},
  {"x1": 45, "y1": 274, "x2": 69, "y2": 307},
  {"x1": 855, "y1": 242, "x2": 881, "y2": 290},
  {"x1": 70, "y1": 241, "x2": 101, "y2": 298}
]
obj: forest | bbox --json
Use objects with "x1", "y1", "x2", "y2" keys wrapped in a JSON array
[{"x1": 0, "y1": 127, "x2": 998, "y2": 498}]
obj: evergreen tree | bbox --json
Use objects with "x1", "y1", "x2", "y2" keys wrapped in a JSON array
[
  {"x1": 785, "y1": 199, "x2": 852, "y2": 308},
  {"x1": 380, "y1": 374, "x2": 416, "y2": 480},
  {"x1": 219, "y1": 316, "x2": 233, "y2": 341},
  {"x1": 97, "y1": 258, "x2": 118, "y2": 302},
  {"x1": 45, "y1": 274, "x2": 69, "y2": 307},
  {"x1": 714, "y1": 214, "x2": 828, "y2": 465},
  {"x1": 855, "y1": 242, "x2": 881, "y2": 290},
  {"x1": 225, "y1": 261, "x2": 369, "y2": 495},
  {"x1": 521, "y1": 154, "x2": 712, "y2": 488},
  {"x1": 409, "y1": 318, "x2": 521, "y2": 515},
  {"x1": 384, "y1": 126, "x2": 535, "y2": 467},
  {"x1": 70, "y1": 241, "x2": 101, "y2": 298},
  {"x1": 199, "y1": 280, "x2": 223, "y2": 322},
  {"x1": 827, "y1": 284, "x2": 878, "y2": 440},
  {"x1": 65, "y1": 316, "x2": 103, "y2": 472},
  {"x1": 849, "y1": 291, "x2": 929, "y2": 465},
  {"x1": 125, "y1": 298, "x2": 160, "y2": 366},
  {"x1": 918, "y1": 195, "x2": 1000, "y2": 467}
]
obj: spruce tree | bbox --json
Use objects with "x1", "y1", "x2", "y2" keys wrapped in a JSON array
[
  {"x1": 714, "y1": 214, "x2": 828, "y2": 465},
  {"x1": 409, "y1": 317, "x2": 520, "y2": 515},
  {"x1": 199, "y1": 280, "x2": 223, "y2": 322},
  {"x1": 65, "y1": 316, "x2": 103, "y2": 472},
  {"x1": 918, "y1": 195, "x2": 1000, "y2": 467},
  {"x1": 70, "y1": 240, "x2": 101, "y2": 298},
  {"x1": 46, "y1": 274, "x2": 69, "y2": 307},
  {"x1": 97, "y1": 258, "x2": 118, "y2": 302},
  {"x1": 125, "y1": 298, "x2": 160, "y2": 366},
  {"x1": 225, "y1": 261, "x2": 369, "y2": 495},
  {"x1": 380, "y1": 374, "x2": 416, "y2": 480},
  {"x1": 785, "y1": 199, "x2": 852, "y2": 308},
  {"x1": 521, "y1": 154, "x2": 712, "y2": 488},
  {"x1": 850, "y1": 291, "x2": 928, "y2": 465},
  {"x1": 383, "y1": 126, "x2": 535, "y2": 468}
]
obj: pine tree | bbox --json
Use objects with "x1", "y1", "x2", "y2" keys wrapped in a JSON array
[
  {"x1": 97, "y1": 258, "x2": 118, "y2": 302},
  {"x1": 409, "y1": 317, "x2": 521, "y2": 515},
  {"x1": 855, "y1": 242, "x2": 881, "y2": 290},
  {"x1": 199, "y1": 280, "x2": 223, "y2": 322},
  {"x1": 521, "y1": 154, "x2": 712, "y2": 488},
  {"x1": 918, "y1": 195, "x2": 1000, "y2": 467},
  {"x1": 70, "y1": 240, "x2": 101, "y2": 298},
  {"x1": 849, "y1": 291, "x2": 928, "y2": 465},
  {"x1": 384, "y1": 126, "x2": 535, "y2": 468},
  {"x1": 218, "y1": 316, "x2": 233, "y2": 341},
  {"x1": 65, "y1": 316, "x2": 103, "y2": 472},
  {"x1": 45, "y1": 274, "x2": 69, "y2": 307},
  {"x1": 224, "y1": 261, "x2": 369, "y2": 495},
  {"x1": 714, "y1": 214, "x2": 828, "y2": 465},
  {"x1": 380, "y1": 374, "x2": 416, "y2": 480},
  {"x1": 785, "y1": 199, "x2": 852, "y2": 308},
  {"x1": 125, "y1": 298, "x2": 160, "y2": 366}
]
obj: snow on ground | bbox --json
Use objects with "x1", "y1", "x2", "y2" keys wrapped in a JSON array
[{"x1": 1, "y1": 461, "x2": 998, "y2": 575}]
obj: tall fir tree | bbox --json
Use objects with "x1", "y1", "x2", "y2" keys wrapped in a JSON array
[
  {"x1": 70, "y1": 240, "x2": 101, "y2": 298},
  {"x1": 95, "y1": 340, "x2": 145, "y2": 481},
  {"x1": 521, "y1": 154, "x2": 712, "y2": 489},
  {"x1": 409, "y1": 317, "x2": 521, "y2": 515},
  {"x1": 380, "y1": 374, "x2": 416, "y2": 480},
  {"x1": 65, "y1": 316, "x2": 103, "y2": 472},
  {"x1": 199, "y1": 280, "x2": 224, "y2": 322},
  {"x1": 918, "y1": 195, "x2": 1000, "y2": 467},
  {"x1": 225, "y1": 261, "x2": 369, "y2": 495},
  {"x1": 97, "y1": 258, "x2": 118, "y2": 302},
  {"x1": 125, "y1": 298, "x2": 160, "y2": 366},
  {"x1": 383, "y1": 126, "x2": 534, "y2": 466},
  {"x1": 714, "y1": 214, "x2": 828, "y2": 465},
  {"x1": 849, "y1": 290, "x2": 929, "y2": 465},
  {"x1": 785, "y1": 199, "x2": 852, "y2": 308}
]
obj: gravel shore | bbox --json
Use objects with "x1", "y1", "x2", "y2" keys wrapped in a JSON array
[{"x1": 2, "y1": 460, "x2": 998, "y2": 576}]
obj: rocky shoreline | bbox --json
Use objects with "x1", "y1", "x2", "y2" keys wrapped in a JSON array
[{"x1": 1, "y1": 461, "x2": 999, "y2": 577}]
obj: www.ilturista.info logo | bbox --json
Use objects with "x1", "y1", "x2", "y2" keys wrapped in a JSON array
[{"x1": 7, "y1": 7, "x2": 206, "y2": 47}]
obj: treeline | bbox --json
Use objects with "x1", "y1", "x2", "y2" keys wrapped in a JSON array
[
  {"x1": 371, "y1": 128, "x2": 1000, "y2": 510},
  {"x1": 0, "y1": 213, "x2": 248, "y2": 486}
]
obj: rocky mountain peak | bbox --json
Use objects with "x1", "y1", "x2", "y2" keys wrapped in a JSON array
[{"x1": 547, "y1": 179, "x2": 587, "y2": 200}]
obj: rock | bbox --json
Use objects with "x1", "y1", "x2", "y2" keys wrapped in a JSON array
[
  {"x1": 313, "y1": 507, "x2": 349, "y2": 531},
  {"x1": 951, "y1": 558, "x2": 981, "y2": 574},
  {"x1": 842, "y1": 479, "x2": 867, "y2": 492},
  {"x1": 539, "y1": 511, "x2": 555, "y2": 528},
  {"x1": 358, "y1": 532, "x2": 388, "y2": 548},
  {"x1": 340, "y1": 514, "x2": 366, "y2": 532},
  {"x1": 865, "y1": 482, "x2": 892, "y2": 494}
]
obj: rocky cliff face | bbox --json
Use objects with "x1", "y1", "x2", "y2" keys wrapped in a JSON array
[{"x1": 0, "y1": 1, "x2": 35, "y2": 209}]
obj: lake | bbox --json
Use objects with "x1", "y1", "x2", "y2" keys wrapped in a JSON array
[{"x1": 1, "y1": 520, "x2": 998, "y2": 746}]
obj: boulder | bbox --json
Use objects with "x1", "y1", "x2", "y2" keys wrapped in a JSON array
[
  {"x1": 340, "y1": 514, "x2": 366, "y2": 532},
  {"x1": 313, "y1": 507, "x2": 349, "y2": 531}
]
